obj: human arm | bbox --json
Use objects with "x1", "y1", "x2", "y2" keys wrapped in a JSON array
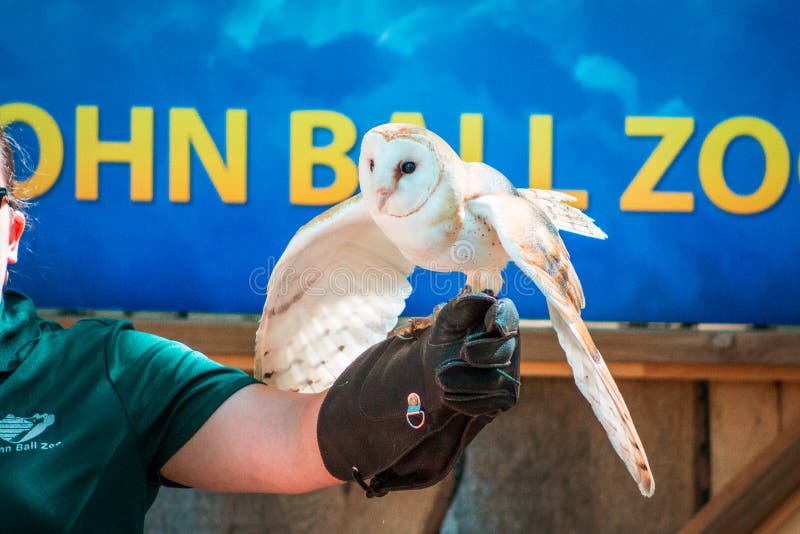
[
  {"x1": 160, "y1": 385, "x2": 339, "y2": 494},
  {"x1": 158, "y1": 292, "x2": 520, "y2": 495}
]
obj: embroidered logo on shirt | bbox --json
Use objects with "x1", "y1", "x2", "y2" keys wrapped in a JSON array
[{"x1": 0, "y1": 413, "x2": 60, "y2": 454}]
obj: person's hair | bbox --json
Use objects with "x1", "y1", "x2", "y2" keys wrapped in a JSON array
[{"x1": 0, "y1": 126, "x2": 25, "y2": 211}]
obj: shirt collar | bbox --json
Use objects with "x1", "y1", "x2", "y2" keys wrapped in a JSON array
[{"x1": 0, "y1": 290, "x2": 44, "y2": 372}]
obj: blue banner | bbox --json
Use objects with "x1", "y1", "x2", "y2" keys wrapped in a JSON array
[{"x1": 1, "y1": 1, "x2": 798, "y2": 323}]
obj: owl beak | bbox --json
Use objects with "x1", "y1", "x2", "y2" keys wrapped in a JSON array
[{"x1": 375, "y1": 187, "x2": 394, "y2": 212}]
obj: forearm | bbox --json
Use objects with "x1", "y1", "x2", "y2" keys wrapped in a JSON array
[
  {"x1": 161, "y1": 294, "x2": 519, "y2": 496},
  {"x1": 160, "y1": 384, "x2": 341, "y2": 494},
  {"x1": 247, "y1": 385, "x2": 341, "y2": 493},
  {"x1": 293, "y1": 389, "x2": 342, "y2": 492}
]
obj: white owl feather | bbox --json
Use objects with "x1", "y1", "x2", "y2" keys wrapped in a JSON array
[{"x1": 255, "y1": 123, "x2": 654, "y2": 497}]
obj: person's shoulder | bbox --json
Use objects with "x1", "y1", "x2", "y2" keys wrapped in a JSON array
[
  {"x1": 69, "y1": 317, "x2": 134, "y2": 330},
  {"x1": 32, "y1": 313, "x2": 204, "y2": 373},
  {"x1": 68, "y1": 319, "x2": 187, "y2": 355},
  {"x1": 33, "y1": 318, "x2": 145, "y2": 367},
  {"x1": 44, "y1": 317, "x2": 134, "y2": 342}
]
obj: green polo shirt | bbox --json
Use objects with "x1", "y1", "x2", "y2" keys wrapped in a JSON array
[{"x1": 0, "y1": 291, "x2": 258, "y2": 533}]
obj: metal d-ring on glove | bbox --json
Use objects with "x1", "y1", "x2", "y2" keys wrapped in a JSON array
[
  {"x1": 316, "y1": 292, "x2": 521, "y2": 498},
  {"x1": 406, "y1": 392, "x2": 425, "y2": 429}
]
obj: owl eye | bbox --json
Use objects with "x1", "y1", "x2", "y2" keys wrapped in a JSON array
[
  {"x1": 401, "y1": 161, "x2": 416, "y2": 174},
  {"x1": 369, "y1": 159, "x2": 375, "y2": 172}
]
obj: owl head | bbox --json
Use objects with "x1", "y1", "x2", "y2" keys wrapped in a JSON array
[{"x1": 358, "y1": 123, "x2": 459, "y2": 218}]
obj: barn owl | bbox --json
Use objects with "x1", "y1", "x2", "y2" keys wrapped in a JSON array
[{"x1": 255, "y1": 123, "x2": 654, "y2": 497}]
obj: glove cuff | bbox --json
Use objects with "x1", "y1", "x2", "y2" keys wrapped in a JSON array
[
  {"x1": 317, "y1": 336, "x2": 438, "y2": 481},
  {"x1": 316, "y1": 333, "x2": 462, "y2": 493}
]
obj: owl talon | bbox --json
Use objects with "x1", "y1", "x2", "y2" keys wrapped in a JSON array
[
  {"x1": 389, "y1": 315, "x2": 435, "y2": 339},
  {"x1": 410, "y1": 316, "x2": 435, "y2": 333},
  {"x1": 482, "y1": 289, "x2": 495, "y2": 297}
]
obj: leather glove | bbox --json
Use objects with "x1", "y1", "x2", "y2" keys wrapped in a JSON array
[{"x1": 317, "y1": 292, "x2": 521, "y2": 497}]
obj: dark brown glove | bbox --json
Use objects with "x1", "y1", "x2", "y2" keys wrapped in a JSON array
[{"x1": 317, "y1": 292, "x2": 521, "y2": 497}]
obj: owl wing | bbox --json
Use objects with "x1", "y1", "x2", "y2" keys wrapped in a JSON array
[
  {"x1": 469, "y1": 193, "x2": 655, "y2": 497},
  {"x1": 517, "y1": 188, "x2": 608, "y2": 240},
  {"x1": 255, "y1": 194, "x2": 415, "y2": 393}
]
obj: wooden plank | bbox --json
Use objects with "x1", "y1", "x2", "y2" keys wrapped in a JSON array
[
  {"x1": 772, "y1": 505, "x2": 800, "y2": 534},
  {"x1": 680, "y1": 418, "x2": 800, "y2": 534},
  {"x1": 213, "y1": 357, "x2": 800, "y2": 382},
  {"x1": 754, "y1": 486, "x2": 800, "y2": 534},
  {"x1": 759, "y1": 383, "x2": 800, "y2": 534},
  {"x1": 709, "y1": 383, "x2": 780, "y2": 493},
  {"x1": 519, "y1": 328, "x2": 800, "y2": 365},
  {"x1": 521, "y1": 362, "x2": 800, "y2": 382},
  {"x1": 781, "y1": 383, "x2": 800, "y2": 430},
  {"x1": 52, "y1": 316, "x2": 800, "y2": 362}
]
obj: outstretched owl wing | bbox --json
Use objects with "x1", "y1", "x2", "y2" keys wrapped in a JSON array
[
  {"x1": 255, "y1": 194, "x2": 415, "y2": 393},
  {"x1": 468, "y1": 193, "x2": 655, "y2": 497},
  {"x1": 517, "y1": 188, "x2": 608, "y2": 240}
]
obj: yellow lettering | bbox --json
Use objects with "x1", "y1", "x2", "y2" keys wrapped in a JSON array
[
  {"x1": 621, "y1": 117, "x2": 695, "y2": 212},
  {"x1": 75, "y1": 106, "x2": 153, "y2": 201},
  {"x1": 389, "y1": 112, "x2": 426, "y2": 127},
  {"x1": 460, "y1": 113, "x2": 483, "y2": 162},
  {"x1": 529, "y1": 115, "x2": 588, "y2": 209},
  {"x1": 389, "y1": 112, "x2": 484, "y2": 162},
  {"x1": 289, "y1": 110, "x2": 357, "y2": 205},
  {"x1": 698, "y1": 116, "x2": 789, "y2": 214},
  {"x1": 169, "y1": 108, "x2": 247, "y2": 203},
  {"x1": 0, "y1": 102, "x2": 64, "y2": 199}
]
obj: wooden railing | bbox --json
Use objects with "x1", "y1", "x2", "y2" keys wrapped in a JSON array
[{"x1": 52, "y1": 314, "x2": 800, "y2": 381}]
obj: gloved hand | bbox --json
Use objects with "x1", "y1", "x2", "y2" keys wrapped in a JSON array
[{"x1": 317, "y1": 292, "x2": 521, "y2": 497}]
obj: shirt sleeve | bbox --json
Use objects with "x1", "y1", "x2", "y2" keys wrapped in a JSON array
[{"x1": 104, "y1": 322, "x2": 258, "y2": 483}]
